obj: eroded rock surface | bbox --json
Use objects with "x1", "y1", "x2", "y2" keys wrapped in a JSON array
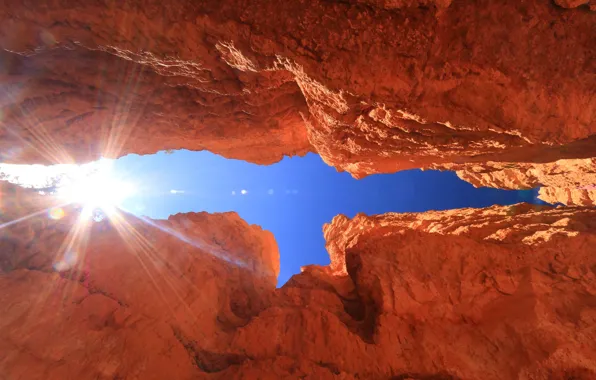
[
  {"x1": 1, "y1": 1, "x2": 595, "y2": 378},
  {"x1": 434, "y1": 158, "x2": 596, "y2": 206},
  {"x1": 0, "y1": 0, "x2": 594, "y2": 187},
  {"x1": 0, "y1": 182, "x2": 279, "y2": 379},
  {"x1": 2, "y1": 182, "x2": 596, "y2": 379}
]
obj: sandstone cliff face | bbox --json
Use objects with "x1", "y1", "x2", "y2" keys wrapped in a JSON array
[
  {"x1": 434, "y1": 158, "x2": 596, "y2": 206},
  {"x1": 0, "y1": 182, "x2": 279, "y2": 379},
  {"x1": 1, "y1": 1, "x2": 596, "y2": 378},
  {"x1": 2, "y1": 182, "x2": 596, "y2": 379},
  {"x1": 0, "y1": 0, "x2": 594, "y2": 185}
]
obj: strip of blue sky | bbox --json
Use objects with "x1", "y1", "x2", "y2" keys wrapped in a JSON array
[{"x1": 115, "y1": 150, "x2": 545, "y2": 285}]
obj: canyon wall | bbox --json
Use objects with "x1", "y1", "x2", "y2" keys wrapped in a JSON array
[
  {"x1": 434, "y1": 158, "x2": 596, "y2": 206},
  {"x1": 2, "y1": 182, "x2": 596, "y2": 379},
  {"x1": 1, "y1": 1, "x2": 595, "y2": 378},
  {"x1": 0, "y1": 0, "x2": 594, "y2": 203},
  {"x1": 0, "y1": 182, "x2": 279, "y2": 380}
]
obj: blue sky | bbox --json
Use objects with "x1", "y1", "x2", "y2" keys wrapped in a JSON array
[{"x1": 114, "y1": 150, "x2": 544, "y2": 285}]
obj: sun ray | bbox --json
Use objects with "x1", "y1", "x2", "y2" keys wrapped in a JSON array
[
  {"x1": 28, "y1": 207, "x2": 92, "y2": 313},
  {"x1": 0, "y1": 153, "x2": 226, "y2": 338},
  {"x1": 101, "y1": 56, "x2": 150, "y2": 159},
  {"x1": 114, "y1": 217, "x2": 203, "y2": 296},
  {"x1": 107, "y1": 209, "x2": 204, "y2": 332},
  {"x1": 0, "y1": 202, "x2": 70, "y2": 231},
  {"x1": 130, "y1": 214, "x2": 250, "y2": 270},
  {"x1": 0, "y1": 87, "x2": 74, "y2": 165}
]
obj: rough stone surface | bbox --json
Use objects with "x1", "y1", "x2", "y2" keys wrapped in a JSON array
[
  {"x1": 554, "y1": 0, "x2": 595, "y2": 9},
  {"x1": 2, "y1": 182, "x2": 596, "y2": 379},
  {"x1": 1, "y1": 0, "x2": 596, "y2": 378},
  {"x1": 0, "y1": 182, "x2": 279, "y2": 380},
  {"x1": 0, "y1": 0, "x2": 594, "y2": 184},
  {"x1": 434, "y1": 158, "x2": 596, "y2": 206}
]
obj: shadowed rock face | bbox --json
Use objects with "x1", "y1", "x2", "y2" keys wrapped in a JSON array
[
  {"x1": 0, "y1": 46, "x2": 311, "y2": 165},
  {"x1": 2, "y1": 182, "x2": 596, "y2": 379},
  {"x1": 0, "y1": 0, "x2": 595, "y2": 204}
]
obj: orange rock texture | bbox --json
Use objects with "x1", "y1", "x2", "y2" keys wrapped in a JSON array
[
  {"x1": 0, "y1": 182, "x2": 279, "y2": 379},
  {"x1": 434, "y1": 158, "x2": 596, "y2": 206},
  {"x1": 1, "y1": 1, "x2": 596, "y2": 378},
  {"x1": 0, "y1": 0, "x2": 594, "y2": 187},
  {"x1": 2, "y1": 182, "x2": 596, "y2": 379}
]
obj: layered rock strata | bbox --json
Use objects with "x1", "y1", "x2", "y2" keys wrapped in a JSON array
[{"x1": 2, "y1": 182, "x2": 596, "y2": 379}]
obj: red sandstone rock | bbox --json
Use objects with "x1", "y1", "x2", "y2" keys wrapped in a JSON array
[
  {"x1": 434, "y1": 158, "x2": 596, "y2": 206},
  {"x1": 0, "y1": 182, "x2": 279, "y2": 379},
  {"x1": 233, "y1": 204, "x2": 596, "y2": 379},
  {"x1": 554, "y1": 0, "x2": 594, "y2": 9},
  {"x1": 1, "y1": 1, "x2": 596, "y2": 378},
  {"x1": 0, "y1": 0, "x2": 594, "y2": 187},
  {"x1": 2, "y1": 182, "x2": 596, "y2": 379}
]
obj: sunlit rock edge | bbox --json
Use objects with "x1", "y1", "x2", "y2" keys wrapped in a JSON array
[
  {"x1": 2, "y1": 182, "x2": 596, "y2": 379},
  {"x1": 0, "y1": 0, "x2": 595, "y2": 378},
  {"x1": 0, "y1": 0, "x2": 594, "y2": 205}
]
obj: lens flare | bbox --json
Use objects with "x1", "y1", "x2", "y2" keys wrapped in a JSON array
[
  {"x1": 92, "y1": 209, "x2": 106, "y2": 222},
  {"x1": 53, "y1": 251, "x2": 78, "y2": 272},
  {"x1": 48, "y1": 207, "x2": 65, "y2": 220}
]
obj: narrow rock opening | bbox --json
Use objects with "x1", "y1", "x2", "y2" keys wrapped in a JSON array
[
  {"x1": 0, "y1": 149, "x2": 546, "y2": 287},
  {"x1": 0, "y1": 1, "x2": 594, "y2": 377}
]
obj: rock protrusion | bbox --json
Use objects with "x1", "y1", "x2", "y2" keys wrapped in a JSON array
[{"x1": 1, "y1": 183, "x2": 595, "y2": 379}]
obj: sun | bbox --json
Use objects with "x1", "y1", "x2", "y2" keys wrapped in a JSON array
[
  {"x1": 0, "y1": 158, "x2": 137, "y2": 221},
  {"x1": 56, "y1": 159, "x2": 135, "y2": 214},
  {"x1": 59, "y1": 175, "x2": 134, "y2": 209}
]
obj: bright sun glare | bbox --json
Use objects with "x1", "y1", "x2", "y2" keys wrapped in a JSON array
[
  {"x1": 58, "y1": 173, "x2": 134, "y2": 210},
  {"x1": 56, "y1": 159, "x2": 135, "y2": 212},
  {"x1": 0, "y1": 158, "x2": 135, "y2": 216}
]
